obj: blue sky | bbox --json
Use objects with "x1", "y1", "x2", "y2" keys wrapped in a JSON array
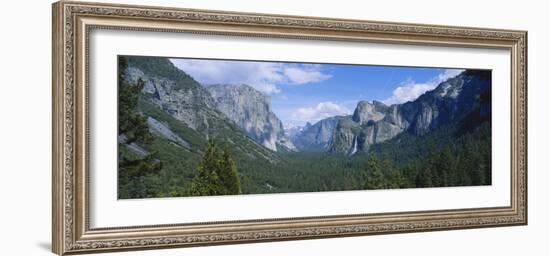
[{"x1": 170, "y1": 58, "x2": 464, "y2": 128}]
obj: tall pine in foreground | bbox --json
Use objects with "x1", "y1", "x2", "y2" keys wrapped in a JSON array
[
  {"x1": 118, "y1": 56, "x2": 161, "y2": 184},
  {"x1": 191, "y1": 139, "x2": 241, "y2": 196},
  {"x1": 219, "y1": 145, "x2": 241, "y2": 194}
]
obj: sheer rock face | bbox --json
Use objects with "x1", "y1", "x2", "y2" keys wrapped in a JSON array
[
  {"x1": 206, "y1": 84, "x2": 296, "y2": 152},
  {"x1": 352, "y1": 100, "x2": 388, "y2": 125},
  {"x1": 328, "y1": 117, "x2": 360, "y2": 154},
  {"x1": 125, "y1": 66, "x2": 221, "y2": 131},
  {"x1": 316, "y1": 102, "x2": 408, "y2": 154},
  {"x1": 293, "y1": 71, "x2": 491, "y2": 154}
]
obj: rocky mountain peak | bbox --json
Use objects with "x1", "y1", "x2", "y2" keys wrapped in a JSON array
[
  {"x1": 373, "y1": 100, "x2": 389, "y2": 108},
  {"x1": 432, "y1": 75, "x2": 465, "y2": 99},
  {"x1": 352, "y1": 100, "x2": 388, "y2": 125},
  {"x1": 207, "y1": 84, "x2": 271, "y2": 108},
  {"x1": 206, "y1": 84, "x2": 296, "y2": 152}
]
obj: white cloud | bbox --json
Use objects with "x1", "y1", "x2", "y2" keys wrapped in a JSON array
[
  {"x1": 436, "y1": 69, "x2": 464, "y2": 84},
  {"x1": 383, "y1": 69, "x2": 464, "y2": 105},
  {"x1": 170, "y1": 59, "x2": 331, "y2": 95},
  {"x1": 291, "y1": 101, "x2": 350, "y2": 124},
  {"x1": 382, "y1": 80, "x2": 435, "y2": 105},
  {"x1": 283, "y1": 67, "x2": 332, "y2": 85}
]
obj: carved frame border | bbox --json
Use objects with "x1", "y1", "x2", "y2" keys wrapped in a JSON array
[{"x1": 52, "y1": 1, "x2": 527, "y2": 255}]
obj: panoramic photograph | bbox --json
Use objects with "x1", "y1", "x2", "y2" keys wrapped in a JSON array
[{"x1": 117, "y1": 55, "x2": 492, "y2": 199}]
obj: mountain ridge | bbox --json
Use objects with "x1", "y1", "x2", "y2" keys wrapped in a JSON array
[
  {"x1": 292, "y1": 70, "x2": 491, "y2": 154},
  {"x1": 122, "y1": 56, "x2": 280, "y2": 163}
]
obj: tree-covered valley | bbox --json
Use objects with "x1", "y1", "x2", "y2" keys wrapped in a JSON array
[{"x1": 118, "y1": 56, "x2": 491, "y2": 199}]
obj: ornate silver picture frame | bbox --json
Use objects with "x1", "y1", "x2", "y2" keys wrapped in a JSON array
[{"x1": 52, "y1": 1, "x2": 527, "y2": 255}]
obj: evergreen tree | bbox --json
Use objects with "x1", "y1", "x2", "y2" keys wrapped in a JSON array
[
  {"x1": 118, "y1": 56, "x2": 161, "y2": 179},
  {"x1": 118, "y1": 57, "x2": 150, "y2": 144},
  {"x1": 191, "y1": 139, "x2": 242, "y2": 196},
  {"x1": 219, "y1": 145, "x2": 241, "y2": 194},
  {"x1": 190, "y1": 139, "x2": 223, "y2": 196},
  {"x1": 381, "y1": 158, "x2": 405, "y2": 188},
  {"x1": 415, "y1": 160, "x2": 434, "y2": 188},
  {"x1": 435, "y1": 146, "x2": 455, "y2": 186},
  {"x1": 364, "y1": 154, "x2": 386, "y2": 189}
]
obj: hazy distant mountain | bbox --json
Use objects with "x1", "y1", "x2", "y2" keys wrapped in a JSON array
[
  {"x1": 284, "y1": 124, "x2": 306, "y2": 141},
  {"x1": 291, "y1": 117, "x2": 342, "y2": 152}
]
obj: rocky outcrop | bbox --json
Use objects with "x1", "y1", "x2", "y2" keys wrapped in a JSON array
[
  {"x1": 328, "y1": 117, "x2": 360, "y2": 154},
  {"x1": 206, "y1": 84, "x2": 296, "y2": 152},
  {"x1": 352, "y1": 100, "x2": 388, "y2": 125},
  {"x1": 125, "y1": 66, "x2": 221, "y2": 131},
  {"x1": 118, "y1": 134, "x2": 148, "y2": 157},
  {"x1": 147, "y1": 117, "x2": 190, "y2": 149}
]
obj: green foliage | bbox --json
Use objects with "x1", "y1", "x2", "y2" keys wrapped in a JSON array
[
  {"x1": 191, "y1": 139, "x2": 242, "y2": 196},
  {"x1": 363, "y1": 154, "x2": 385, "y2": 189},
  {"x1": 125, "y1": 55, "x2": 200, "y2": 90},
  {"x1": 117, "y1": 56, "x2": 277, "y2": 198},
  {"x1": 219, "y1": 145, "x2": 242, "y2": 194},
  {"x1": 119, "y1": 113, "x2": 491, "y2": 198},
  {"x1": 117, "y1": 56, "x2": 162, "y2": 198},
  {"x1": 119, "y1": 118, "x2": 491, "y2": 198},
  {"x1": 236, "y1": 152, "x2": 366, "y2": 194},
  {"x1": 118, "y1": 58, "x2": 150, "y2": 144},
  {"x1": 359, "y1": 154, "x2": 405, "y2": 190},
  {"x1": 119, "y1": 152, "x2": 162, "y2": 177},
  {"x1": 402, "y1": 122, "x2": 491, "y2": 188},
  {"x1": 138, "y1": 98, "x2": 205, "y2": 149}
]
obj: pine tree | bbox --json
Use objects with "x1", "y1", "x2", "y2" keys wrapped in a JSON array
[
  {"x1": 433, "y1": 146, "x2": 454, "y2": 187},
  {"x1": 383, "y1": 158, "x2": 405, "y2": 188},
  {"x1": 219, "y1": 145, "x2": 241, "y2": 194},
  {"x1": 364, "y1": 154, "x2": 386, "y2": 189},
  {"x1": 118, "y1": 56, "x2": 161, "y2": 178},
  {"x1": 191, "y1": 139, "x2": 242, "y2": 196}
]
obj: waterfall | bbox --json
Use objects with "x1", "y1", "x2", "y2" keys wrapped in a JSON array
[{"x1": 349, "y1": 137, "x2": 358, "y2": 155}]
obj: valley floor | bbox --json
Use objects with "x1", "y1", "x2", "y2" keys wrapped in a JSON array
[{"x1": 119, "y1": 121, "x2": 491, "y2": 199}]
